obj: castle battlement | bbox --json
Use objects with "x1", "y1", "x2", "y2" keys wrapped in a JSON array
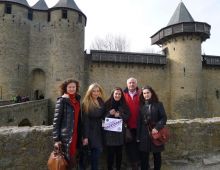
[{"x1": 0, "y1": 0, "x2": 219, "y2": 119}]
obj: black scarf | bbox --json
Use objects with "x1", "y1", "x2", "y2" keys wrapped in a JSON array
[{"x1": 111, "y1": 99, "x2": 121, "y2": 111}]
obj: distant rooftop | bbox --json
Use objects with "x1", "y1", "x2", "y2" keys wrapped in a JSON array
[
  {"x1": 168, "y1": 2, "x2": 194, "y2": 26},
  {"x1": 0, "y1": 0, "x2": 29, "y2": 7},
  {"x1": 52, "y1": 0, "x2": 82, "y2": 12},
  {"x1": 32, "y1": 0, "x2": 48, "y2": 10},
  {"x1": 89, "y1": 50, "x2": 167, "y2": 65},
  {"x1": 51, "y1": 0, "x2": 86, "y2": 19},
  {"x1": 151, "y1": 2, "x2": 211, "y2": 45},
  {"x1": 202, "y1": 55, "x2": 220, "y2": 66}
]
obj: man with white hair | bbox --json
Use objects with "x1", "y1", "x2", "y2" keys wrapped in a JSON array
[{"x1": 124, "y1": 77, "x2": 140, "y2": 170}]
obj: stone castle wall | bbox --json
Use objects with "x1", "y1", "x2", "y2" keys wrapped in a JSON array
[
  {"x1": 88, "y1": 62, "x2": 171, "y2": 116},
  {"x1": 0, "y1": 99, "x2": 48, "y2": 126},
  {"x1": 0, "y1": 2, "x2": 220, "y2": 120},
  {"x1": 1, "y1": 117, "x2": 220, "y2": 170},
  {"x1": 0, "y1": 3, "x2": 30, "y2": 99},
  {"x1": 163, "y1": 35, "x2": 204, "y2": 118},
  {"x1": 202, "y1": 67, "x2": 220, "y2": 115}
]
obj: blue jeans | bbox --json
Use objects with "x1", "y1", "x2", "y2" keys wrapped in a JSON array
[{"x1": 90, "y1": 148, "x2": 102, "y2": 170}]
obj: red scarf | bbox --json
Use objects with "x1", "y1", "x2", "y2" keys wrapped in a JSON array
[{"x1": 68, "y1": 93, "x2": 80, "y2": 158}]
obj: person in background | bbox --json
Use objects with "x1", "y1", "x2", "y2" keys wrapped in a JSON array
[
  {"x1": 104, "y1": 87, "x2": 130, "y2": 170},
  {"x1": 82, "y1": 83, "x2": 105, "y2": 170},
  {"x1": 123, "y1": 77, "x2": 141, "y2": 170},
  {"x1": 53, "y1": 79, "x2": 82, "y2": 170},
  {"x1": 137, "y1": 85, "x2": 167, "y2": 170}
]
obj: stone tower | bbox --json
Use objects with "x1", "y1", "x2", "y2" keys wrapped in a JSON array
[
  {"x1": 47, "y1": 0, "x2": 87, "y2": 103},
  {"x1": 151, "y1": 2, "x2": 211, "y2": 118},
  {"x1": 28, "y1": 0, "x2": 49, "y2": 101},
  {"x1": 0, "y1": 0, "x2": 30, "y2": 100}
]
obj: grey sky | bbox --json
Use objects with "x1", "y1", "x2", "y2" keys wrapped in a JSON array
[{"x1": 28, "y1": 0, "x2": 220, "y2": 55}]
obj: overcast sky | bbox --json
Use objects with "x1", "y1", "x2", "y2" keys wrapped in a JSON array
[{"x1": 27, "y1": 0, "x2": 220, "y2": 55}]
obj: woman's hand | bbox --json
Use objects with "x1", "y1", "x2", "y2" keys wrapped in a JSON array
[
  {"x1": 83, "y1": 138, "x2": 88, "y2": 146},
  {"x1": 152, "y1": 128, "x2": 158, "y2": 134},
  {"x1": 115, "y1": 111, "x2": 120, "y2": 117},
  {"x1": 109, "y1": 109, "x2": 116, "y2": 115},
  {"x1": 54, "y1": 141, "x2": 62, "y2": 150}
]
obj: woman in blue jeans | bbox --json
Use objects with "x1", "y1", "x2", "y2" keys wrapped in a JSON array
[{"x1": 82, "y1": 83, "x2": 105, "y2": 170}]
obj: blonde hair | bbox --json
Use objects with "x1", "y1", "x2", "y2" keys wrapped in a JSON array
[{"x1": 82, "y1": 83, "x2": 105, "y2": 113}]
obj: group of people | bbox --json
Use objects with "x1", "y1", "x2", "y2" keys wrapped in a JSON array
[{"x1": 52, "y1": 77, "x2": 167, "y2": 170}]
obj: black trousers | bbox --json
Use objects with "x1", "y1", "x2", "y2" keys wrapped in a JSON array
[
  {"x1": 140, "y1": 152, "x2": 161, "y2": 170},
  {"x1": 106, "y1": 145, "x2": 123, "y2": 170}
]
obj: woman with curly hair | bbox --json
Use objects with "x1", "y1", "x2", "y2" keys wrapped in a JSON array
[{"x1": 52, "y1": 79, "x2": 82, "y2": 169}]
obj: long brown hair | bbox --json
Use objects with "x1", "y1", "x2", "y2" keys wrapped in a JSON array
[
  {"x1": 139, "y1": 85, "x2": 159, "y2": 106},
  {"x1": 105, "y1": 87, "x2": 127, "y2": 110}
]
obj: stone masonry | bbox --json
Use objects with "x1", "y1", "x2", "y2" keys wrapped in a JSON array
[{"x1": 1, "y1": 117, "x2": 220, "y2": 170}]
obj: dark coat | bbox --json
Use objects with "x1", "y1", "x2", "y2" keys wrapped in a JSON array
[
  {"x1": 103, "y1": 102, "x2": 130, "y2": 146},
  {"x1": 83, "y1": 97, "x2": 105, "y2": 149},
  {"x1": 137, "y1": 102, "x2": 167, "y2": 153},
  {"x1": 53, "y1": 94, "x2": 81, "y2": 160}
]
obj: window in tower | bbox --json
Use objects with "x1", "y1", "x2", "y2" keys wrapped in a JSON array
[
  {"x1": 5, "y1": 3, "x2": 12, "y2": 14},
  {"x1": 78, "y1": 14, "x2": 82, "y2": 23},
  {"x1": 28, "y1": 9, "x2": 33, "y2": 20},
  {"x1": 48, "y1": 12, "x2": 51, "y2": 22},
  {"x1": 62, "y1": 10, "x2": 68, "y2": 19}
]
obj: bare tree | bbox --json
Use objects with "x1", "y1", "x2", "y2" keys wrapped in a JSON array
[{"x1": 90, "y1": 34, "x2": 130, "y2": 52}]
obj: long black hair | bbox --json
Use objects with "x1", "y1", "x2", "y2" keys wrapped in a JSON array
[
  {"x1": 139, "y1": 85, "x2": 159, "y2": 106},
  {"x1": 105, "y1": 87, "x2": 127, "y2": 111}
]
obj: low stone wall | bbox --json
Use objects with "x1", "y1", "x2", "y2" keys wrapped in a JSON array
[
  {"x1": 0, "y1": 126, "x2": 53, "y2": 170},
  {"x1": 165, "y1": 117, "x2": 220, "y2": 159},
  {"x1": 0, "y1": 117, "x2": 220, "y2": 170},
  {"x1": 0, "y1": 99, "x2": 48, "y2": 126},
  {"x1": 0, "y1": 100, "x2": 14, "y2": 106}
]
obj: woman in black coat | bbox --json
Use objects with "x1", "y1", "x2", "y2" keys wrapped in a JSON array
[
  {"x1": 104, "y1": 87, "x2": 130, "y2": 170},
  {"x1": 53, "y1": 79, "x2": 82, "y2": 169},
  {"x1": 137, "y1": 85, "x2": 167, "y2": 170},
  {"x1": 82, "y1": 83, "x2": 105, "y2": 170}
]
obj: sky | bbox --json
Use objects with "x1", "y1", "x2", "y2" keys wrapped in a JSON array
[{"x1": 27, "y1": 0, "x2": 220, "y2": 55}]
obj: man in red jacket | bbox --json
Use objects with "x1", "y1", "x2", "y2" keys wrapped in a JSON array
[{"x1": 124, "y1": 77, "x2": 140, "y2": 170}]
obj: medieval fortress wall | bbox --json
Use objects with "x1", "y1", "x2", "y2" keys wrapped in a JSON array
[
  {"x1": 0, "y1": 0, "x2": 220, "y2": 169},
  {"x1": 0, "y1": 1, "x2": 86, "y2": 104}
]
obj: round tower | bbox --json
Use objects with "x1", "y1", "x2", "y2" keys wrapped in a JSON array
[
  {"x1": 151, "y1": 2, "x2": 211, "y2": 118},
  {"x1": 47, "y1": 0, "x2": 86, "y2": 102},
  {"x1": 0, "y1": 0, "x2": 30, "y2": 100},
  {"x1": 28, "y1": 0, "x2": 49, "y2": 100}
]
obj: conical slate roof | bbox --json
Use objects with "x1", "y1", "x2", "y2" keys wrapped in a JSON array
[
  {"x1": 167, "y1": 2, "x2": 194, "y2": 26},
  {"x1": 0, "y1": 0, "x2": 29, "y2": 7},
  {"x1": 32, "y1": 0, "x2": 48, "y2": 10},
  {"x1": 52, "y1": 0, "x2": 82, "y2": 12}
]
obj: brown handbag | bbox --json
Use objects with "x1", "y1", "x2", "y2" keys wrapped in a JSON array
[
  {"x1": 47, "y1": 147, "x2": 68, "y2": 170},
  {"x1": 150, "y1": 127, "x2": 170, "y2": 146}
]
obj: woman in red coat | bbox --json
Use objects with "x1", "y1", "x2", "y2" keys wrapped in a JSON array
[{"x1": 53, "y1": 79, "x2": 81, "y2": 169}]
